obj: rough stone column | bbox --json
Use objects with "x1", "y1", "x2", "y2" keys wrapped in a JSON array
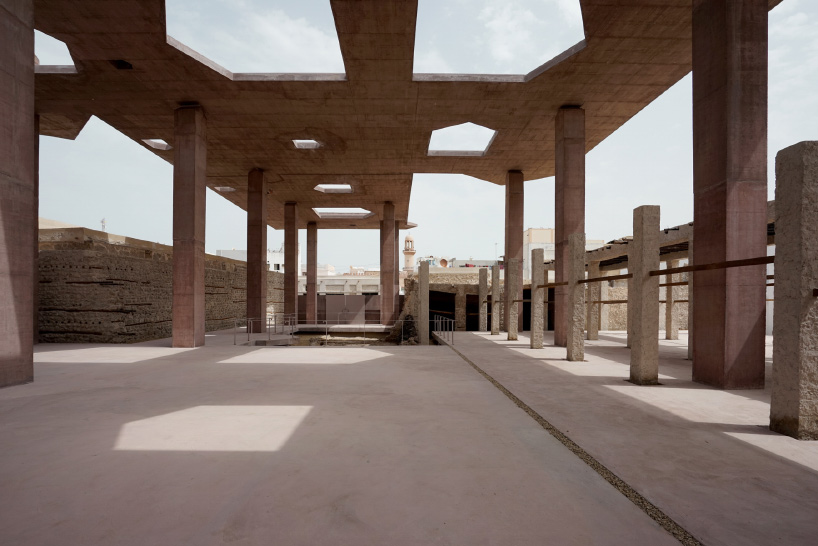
[
  {"x1": 504, "y1": 171, "x2": 524, "y2": 332},
  {"x1": 555, "y1": 106, "x2": 585, "y2": 347},
  {"x1": 380, "y1": 202, "x2": 397, "y2": 325},
  {"x1": 246, "y1": 169, "x2": 267, "y2": 333},
  {"x1": 0, "y1": 0, "x2": 35, "y2": 387},
  {"x1": 600, "y1": 271, "x2": 610, "y2": 331},
  {"x1": 306, "y1": 221, "x2": 317, "y2": 323},
  {"x1": 491, "y1": 265, "x2": 500, "y2": 335},
  {"x1": 478, "y1": 268, "x2": 488, "y2": 332},
  {"x1": 629, "y1": 206, "x2": 661, "y2": 385},
  {"x1": 506, "y1": 258, "x2": 520, "y2": 341},
  {"x1": 33, "y1": 114, "x2": 39, "y2": 345},
  {"x1": 769, "y1": 141, "x2": 818, "y2": 440},
  {"x1": 455, "y1": 285, "x2": 467, "y2": 331},
  {"x1": 172, "y1": 106, "x2": 207, "y2": 348},
  {"x1": 530, "y1": 248, "x2": 545, "y2": 349},
  {"x1": 665, "y1": 259, "x2": 680, "y2": 340},
  {"x1": 626, "y1": 276, "x2": 633, "y2": 348},
  {"x1": 687, "y1": 237, "x2": 694, "y2": 360},
  {"x1": 566, "y1": 234, "x2": 586, "y2": 361},
  {"x1": 284, "y1": 202, "x2": 298, "y2": 318},
  {"x1": 418, "y1": 261, "x2": 430, "y2": 345},
  {"x1": 692, "y1": 0, "x2": 768, "y2": 389},
  {"x1": 586, "y1": 261, "x2": 600, "y2": 340},
  {"x1": 394, "y1": 224, "x2": 400, "y2": 321}
]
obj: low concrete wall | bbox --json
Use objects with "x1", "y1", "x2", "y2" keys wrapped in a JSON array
[{"x1": 38, "y1": 228, "x2": 284, "y2": 343}]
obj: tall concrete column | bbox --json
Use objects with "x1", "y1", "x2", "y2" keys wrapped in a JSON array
[
  {"x1": 629, "y1": 206, "x2": 661, "y2": 385},
  {"x1": 306, "y1": 221, "x2": 317, "y2": 323},
  {"x1": 530, "y1": 248, "x2": 545, "y2": 349},
  {"x1": 555, "y1": 106, "x2": 585, "y2": 347},
  {"x1": 491, "y1": 265, "x2": 501, "y2": 335},
  {"x1": 455, "y1": 286, "x2": 467, "y2": 332},
  {"x1": 0, "y1": 0, "x2": 35, "y2": 387},
  {"x1": 33, "y1": 114, "x2": 39, "y2": 345},
  {"x1": 769, "y1": 141, "x2": 818, "y2": 438},
  {"x1": 626, "y1": 272, "x2": 633, "y2": 348},
  {"x1": 284, "y1": 202, "x2": 298, "y2": 318},
  {"x1": 380, "y1": 202, "x2": 397, "y2": 325},
  {"x1": 600, "y1": 272, "x2": 610, "y2": 331},
  {"x1": 692, "y1": 0, "x2": 768, "y2": 389},
  {"x1": 478, "y1": 268, "x2": 488, "y2": 332},
  {"x1": 419, "y1": 261, "x2": 429, "y2": 345},
  {"x1": 394, "y1": 225, "x2": 400, "y2": 320},
  {"x1": 246, "y1": 169, "x2": 267, "y2": 333},
  {"x1": 687, "y1": 237, "x2": 694, "y2": 360},
  {"x1": 504, "y1": 171, "x2": 524, "y2": 332},
  {"x1": 172, "y1": 106, "x2": 207, "y2": 348},
  {"x1": 586, "y1": 261, "x2": 600, "y2": 341},
  {"x1": 665, "y1": 259, "x2": 680, "y2": 340},
  {"x1": 506, "y1": 258, "x2": 520, "y2": 341},
  {"x1": 566, "y1": 234, "x2": 586, "y2": 361}
]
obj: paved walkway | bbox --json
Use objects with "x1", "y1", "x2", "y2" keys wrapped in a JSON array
[
  {"x1": 449, "y1": 331, "x2": 818, "y2": 546},
  {"x1": 2, "y1": 339, "x2": 677, "y2": 545}
]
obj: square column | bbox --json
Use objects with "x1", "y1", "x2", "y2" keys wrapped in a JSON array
[
  {"x1": 491, "y1": 265, "x2": 501, "y2": 335},
  {"x1": 629, "y1": 206, "x2": 661, "y2": 385},
  {"x1": 555, "y1": 107, "x2": 586, "y2": 347},
  {"x1": 586, "y1": 261, "x2": 601, "y2": 341},
  {"x1": 172, "y1": 106, "x2": 207, "y2": 348},
  {"x1": 306, "y1": 222, "x2": 317, "y2": 323},
  {"x1": 478, "y1": 268, "x2": 488, "y2": 332},
  {"x1": 599, "y1": 272, "x2": 610, "y2": 331},
  {"x1": 687, "y1": 238, "x2": 694, "y2": 360},
  {"x1": 769, "y1": 141, "x2": 818, "y2": 439},
  {"x1": 380, "y1": 202, "x2": 397, "y2": 325},
  {"x1": 455, "y1": 286, "x2": 466, "y2": 331},
  {"x1": 246, "y1": 169, "x2": 267, "y2": 333},
  {"x1": 692, "y1": 0, "x2": 768, "y2": 389},
  {"x1": 503, "y1": 171, "x2": 524, "y2": 332},
  {"x1": 0, "y1": 0, "x2": 35, "y2": 387},
  {"x1": 506, "y1": 258, "x2": 520, "y2": 341},
  {"x1": 566, "y1": 234, "x2": 586, "y2": 361},
  {"x1": 284, "y1": 202, "x2": 299, "y2": 318},
  {"x1": 665, "y1": 259, "x2": 681, "y2": 340},
  {"x1": 530, "y1": 248, "x2": 545, "y2": 349},
  {"x1": 418, "y1": 261, "x2": 430, "y2": 345}
]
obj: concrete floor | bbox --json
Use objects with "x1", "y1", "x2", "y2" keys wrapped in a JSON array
[{"x1": 2, "y1": 332, "x2": 816, "y2": 545}]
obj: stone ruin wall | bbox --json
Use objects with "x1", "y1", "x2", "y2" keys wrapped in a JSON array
[{"x1": 38, "y1": 228, "x2": 284, "y2": 343}]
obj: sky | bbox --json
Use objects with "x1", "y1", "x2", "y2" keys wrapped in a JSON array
[{"x1": 35, "y1": 0, "x2": 817, "y2": 272}]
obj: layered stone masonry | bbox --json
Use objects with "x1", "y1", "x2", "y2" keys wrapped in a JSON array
[{"x1": 38, "y1": 228, "x2": 284, "y2": 343}]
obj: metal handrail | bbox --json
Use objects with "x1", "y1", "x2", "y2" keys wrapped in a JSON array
[{"x1": 432, "y1": 314, "x2": 455, "y2": 345}]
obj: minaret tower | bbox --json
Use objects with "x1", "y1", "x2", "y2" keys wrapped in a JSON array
[{"x1": 403, "y1": 234, "x2": 416, "y2": 272}]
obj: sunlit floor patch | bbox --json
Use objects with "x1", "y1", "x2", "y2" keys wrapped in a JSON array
[
  {"x1": 34, "y1": 346, "x2": 196, "y2": 364},
  {"x1": 114, "y1": 405, "x2": 312, "y2": 452},
  {"x1": 218, "y1": 347, "x2": 394, "y2": 365}
]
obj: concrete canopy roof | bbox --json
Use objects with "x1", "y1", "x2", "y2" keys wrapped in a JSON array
[{"x1": 33, "y1": 0, "x2": 783, "y2": 230}]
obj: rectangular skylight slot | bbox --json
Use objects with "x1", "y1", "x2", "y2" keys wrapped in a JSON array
[
  {"x1": 142, "y1": 138, "x2": 172, "y2": 151},
  {"x1": 314, "y1": 184, "x2": 353, "y2": 193},
  {"x1": 213, "y1": 186, "x2": 236, "y2": 192},
  {"x1": 293, "y1": 139, "x2": 322, "y2": 149},
  {"x1": 313, "y1": 207, "x2": 373, "y2": 219}
]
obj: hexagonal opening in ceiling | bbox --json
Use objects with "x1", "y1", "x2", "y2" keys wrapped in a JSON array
[
  {"x1": 428, "y1": 122, "x2": 497, "y2": 157},
  {"x1": 142, "y1": 139, "x2": 172, "y2": 151},
  {"x1": 165, "y1": 0, "x2": 345, "y2": 73},
  {"x1": 314, "y1": 184, "x2": 353, "y2": 194},
  {"x1": 293, "y1": 139, "x2": 322, "y2": 150},
  {"x1": 34, "y1": 30, "x2": 74, "y2": 67},
  {"x1": 414, "y1": 0, "x2": 584, "y2": 75}
]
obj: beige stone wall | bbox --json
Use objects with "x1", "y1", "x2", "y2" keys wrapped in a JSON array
[
  {"x1": 604, "y1": 283, "x2": 689, "y2": 331},
  {"x1": 38, "y1": 228, "x2": 284, "y2": 343}
]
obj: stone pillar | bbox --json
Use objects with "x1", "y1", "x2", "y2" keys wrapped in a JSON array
[
  {"x1": 0, "y1": 0, "x2": 35, "y2": 387},
  {"x1": 600, "y1": 271, "x2": 610, "y2": 331},
  {"x1": 380, "y1": 202, "x2": 397, "y2": 325},
  {"x1": 306, "y1": 221, "x2": 317, "y2": 323},
  {"x1": 284, "y1": 202, "x2": 298, "y2": 318},
  {"x1": 769, "y1": 141, "x2": 818, "y2": 440},
  {"x1": 586, "y1": 261, "x2": 600, "y2": 341},
  {"x1": 455, "y1": 286, "x2": 467, "y2": 331},
  {"x1": 33, "y1": 114, "x2": 39, "y2": 345},
  {"x1": 246, "y1": 169, "x2": 267, "y2": 333},
  {"x1": 172, "y1": 106, "x2": 207, "y2": 348},
  {"x1": 687, "y1": 237, "x2": 694, "y2": 360},
  {"x1": 665, "y1": 259, "x2": 680, "y2": 340},
  {"x1": 555, "y1": 106, "x2": 585, "y2": 347},
  {"x1": 491, "y1": 265, "x2": 501, "y2": 335},
  {"x1": 504, "y1": 171, "x2": 524, "y2": 332},
  {"x1": 506, "y1": 258, "x2": 520, "y2": 341},
  {"x1": 566, "y1": 234, "x2": 586, "y2": 361},
  {"x1": 478, "y1": 268, "x2": 488, "y2": 332},
  {"x1": 629, "y1": 206, "x2": 661, "y2": 385},
  {"x1": 531, "y1": 248, "x2": 545, "y2": 349},
  {"x1": 626, "y1": 276, "x2": 633, "y2": 348},
  {"x1": 419, "y1": 261, "x2": 430, "y2": 345},
  {"x1": 692, "y1": 0, "x2": 768, "y2": 389}
]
